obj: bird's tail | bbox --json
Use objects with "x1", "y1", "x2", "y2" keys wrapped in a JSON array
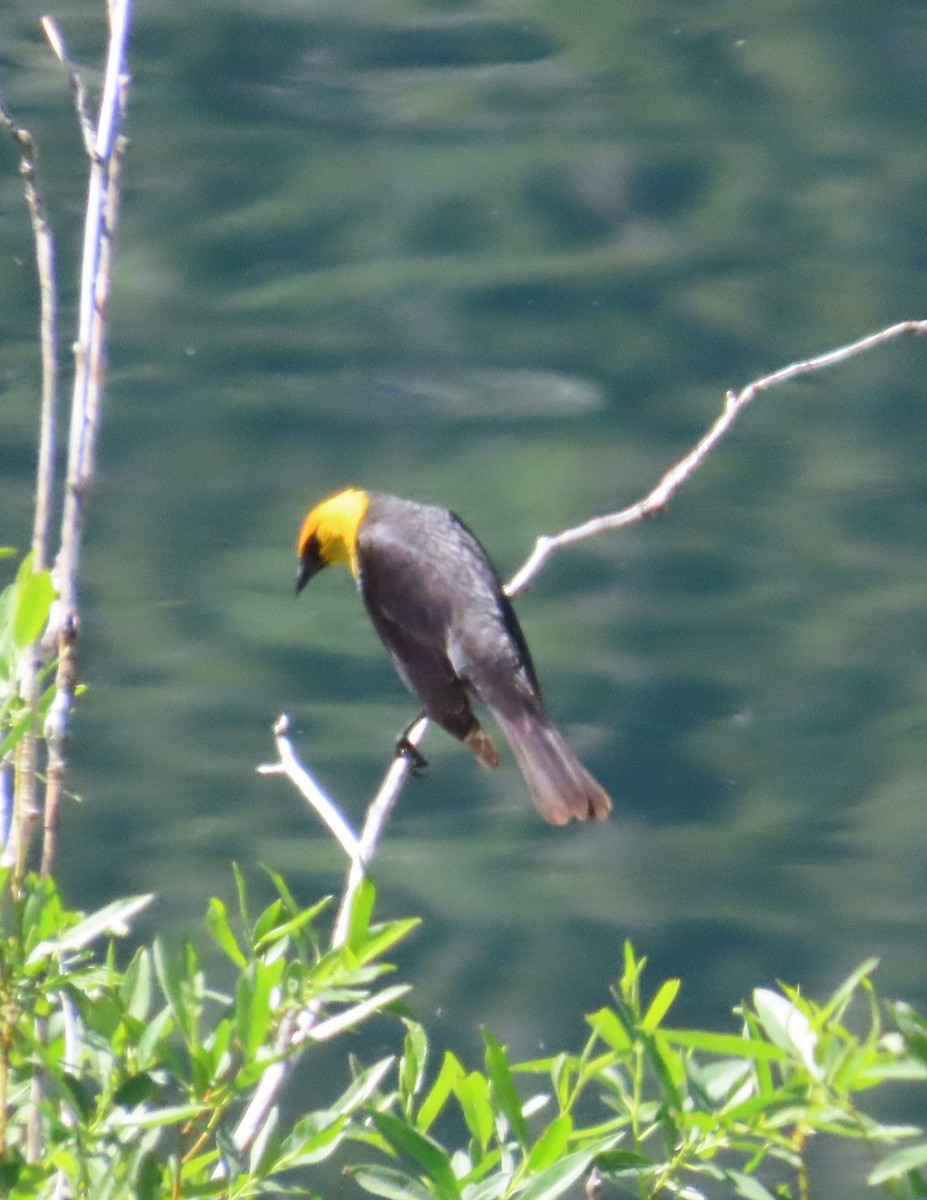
[{"x1": 492, "y1": 708, "x2": 612, "y2": 825}]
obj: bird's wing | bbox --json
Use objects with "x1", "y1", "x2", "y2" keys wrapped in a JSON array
[{"x1": 358, "y1": 535, "x2": 477, "y2": 740}]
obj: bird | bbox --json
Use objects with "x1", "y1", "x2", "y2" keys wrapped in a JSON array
[{"x1": 295, "y1": 487, "x2": 612, "y2": 825}]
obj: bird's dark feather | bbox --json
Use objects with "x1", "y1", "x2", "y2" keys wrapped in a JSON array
[{"x1": 357, "y1": 495, "x2": 542, "y2": 735}]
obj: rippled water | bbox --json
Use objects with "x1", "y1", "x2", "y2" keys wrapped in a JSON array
[{"x1": 3, "y1": 4, "x2": 927, "y2": 1194}]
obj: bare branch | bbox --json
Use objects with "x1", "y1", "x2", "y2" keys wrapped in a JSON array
[
  {"x1": 507, "y1": 319, "x2": 927, "y2": 595},
  {"x1": 54, "y1": 1, "x2": 133, "y2": 615},
  {"x1": 258, "y1": 714, "x2": 363, "y2": 868},
  {"x1": 259, "y1": 710, "x2": 426, "y2": 952},
  {"x1": 0, "y1": 103, "x2": 59, "y2": 575},
  {"x1": 43, "y1": 0, "x2": 134, "y2": 878},
  {"x1": 230, "y1": 1020, "x2": 296, "y2": 1156},
  {"x1": 0, "y1": 766, "x2": 11, "y2": 853},
  {"x1": 332, "y1": 714, "x2": 427, "y2": 948},
  {"x1": 0, "y1": 101, "x2": 59, "y2": 888},
  {"x1": 40, "y1": 17, "x2": 97, "y2": 155}
]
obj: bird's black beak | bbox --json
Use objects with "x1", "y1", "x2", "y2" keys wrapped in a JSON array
[
  {"x1": 295, "y1": 559, "x2": 314, "y2": 594},
  {"x1": 295, "y1": 537, "x2": 324, "y2": 594}
]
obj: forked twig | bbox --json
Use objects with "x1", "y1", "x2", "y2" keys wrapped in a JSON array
[
  {"x1": 257, "y1": 715, "x2": 364, "y2": 869},
  {"x1": 40, "y1": 17, "x2": 97, "y2": 156}
]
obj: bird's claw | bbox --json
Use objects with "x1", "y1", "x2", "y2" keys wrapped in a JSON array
[{"x1": 395, "y1": 735, "x2": 428, "y2": 774}]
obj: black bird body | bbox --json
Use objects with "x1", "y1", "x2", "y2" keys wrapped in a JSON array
[{"x1": 296, "y1": 488, "x2": 611, "y2": 825}]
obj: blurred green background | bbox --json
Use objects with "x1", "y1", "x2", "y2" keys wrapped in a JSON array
[{"x1": 3, "y1": 2, "x2": 927, "y2": 1192}]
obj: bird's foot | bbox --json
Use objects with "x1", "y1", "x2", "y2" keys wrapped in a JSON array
[{"x1": 395, "y1": 734, "x2": 429, "y2": 774}]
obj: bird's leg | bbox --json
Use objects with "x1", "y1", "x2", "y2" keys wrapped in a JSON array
[{"x1": 395, "y1": 712, "x2": 428, "y2": 773}]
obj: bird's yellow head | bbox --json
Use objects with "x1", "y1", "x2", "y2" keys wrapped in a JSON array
[{"x1": 296, "y1": 487, "x2": 371, "y2": 591}]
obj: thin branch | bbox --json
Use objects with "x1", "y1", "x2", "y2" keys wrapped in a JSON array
[
  {"x1": 332, "y1": 714, "x2": 427, "y2": 948},
  {"x1": 506, "y1": 318, "x2": 927, "y2": 595},
  {"x1": 230, "y1": 1025, "x2": 293, "y2": 1156},
  {"x1": 0, "y1": 104, "x2": 59, "y2": 574},
  {"x1": 43, "y1": 0, "x2": 134, "y2": 878},
  {"x1": 78, "y1": 127, "x2": 128, "y2": 487},
  {"x1": 53, "y1": 0, "x2": 132, "y2": 616},
  {"x1": 257, "y1": 714, "x2": 363, "y2": 868},
  {"x1": 0, "y1": 766, "x2": 11, "y2": 853},
  {"x1": 40, "y1": 18, "x2": 97, "y2": 156},
  {"x1": 0, "y1": 102, "x2": 59, "y2": 890}
]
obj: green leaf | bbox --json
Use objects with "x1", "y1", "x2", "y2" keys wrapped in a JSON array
[
  {"x1": 282, "y1": 1117, "x2": 348, "y2": 1168},
  {"x1": 483, "y1": 1030, "x2": 529, "y2": 1149},
  {"x1": 332, "y1": 1056, "x2": 396, "y2": 1116},
  {"x1": 13, "y1": 566, "x2": 54, "y2": 648},
  {"x1": 253, "y1": 895, "x2": 331, "y2": 952},
  {"x1": 355, "y1": 1164, "x2": 438, "y2": 1200},
  {"x1": 251, "y1": 898, "x2": 285, "y2": 945},
  {"x1": 153, "y1": 938, "x2": 185, "y2": 1031},
  {"x1": 453, "y1": 1070, "x2": 494, "y2": 1152},
  {"x1": 233, "y1": 862, "x2": 251, "y2": 927},
  {"x1": 205, "y1": 1015, "x2": 233, "y2": 1078},
  {"x1": 357, "y1": 917, "x2": 422, "y2": 965},
  {"x1": 0, "y1": 710, "x2": 38, "y2": 759},
  {"x1": 587, "y1": 1007, "x2": 631, "y2": 1053},
  {"x1": 618, "y1": 942, "x2": 646, "y2": 1009},
  {"x1": 516, "y1": 1147, "x2": 595, "y2": 1200},
  {"x1": 120, "y1": 947, "x2": 153, "y2": 1019},
  {"x1": 309, "y1": 983, "x2": 411, "y2": 1040},
  {"x1": 276, "y1": 1110, "x2": 352, "y2": 1169},
  {"x1": 592, "y1": 1149, "x2": 651, "y2": 1171},
  {"x1": 21, "y1": 873, "x2": 61, "y2": 945},
  {"x1": 264, "y1": 864, "x2": 302, "y2": 915},
  {"x1": 371, "y1": 1111, "x2": 461, "y2": 1200},
  {"x1": 400, "y1": 1019, "x2": 429, "y2": 1107},
  {"x1": 110, "y1": 1103, "x2": 206, "y2": 1129},
  {"x1": 641, "y1": 978, "x2": 680, "y2": 1032},
  {"x1": 27, "y1": 893, "x2": 155, "y2": 964},
  {"x1": 113, "y1": 1073, "x2": 159, "y2": 1107},
  {"x1": 524, "y1": 1114, "x2": 572, "y2": 1175},
  {"x1": 820, "y1": 957, "x2": 879, "y2": 1022},
  {"x1": 418, "y1": 1051, "x2": 465, "y2": 1133},
  {"x1": 663, "y1": 1029, "x2": 788, "y2": 1062},
  {"x1": 346, "y1": 877, "x2": 378, "y2": 951},
  {"x1": 740, "y1": 1009, "x2": 775, "y2": 1096},
  {"x1": 752, "y1": 988, "x2": 821, "y2": 1078},
  {"x1": 237, "y1": 955, "x2": 285, "y2": 1057},
  {"x1": 249, "y1": 1104, "x2": 281, "y2": 1177},
  {"x1": 137, "y1": 1005, "x2": 175, "y2": 1066},
  {"x1": 643, "y1": 1030, "x2": 685, "y2": 1111},
  {"x1": 206, "y1": 897, "x2": 247, "y2": 967},
  {"x1": 869, "y1": 1141, "x2": 927, "y2": 1185},
  {"x1": 59, "y1": 1072, "x2": 95, "y2": 1121},
  {"x1": 719, "y1": 1169, "x2": 780, "y2": 1200},
  {"x1": 892, "y1": 1002, "x2": 927, "y2": 1062}
]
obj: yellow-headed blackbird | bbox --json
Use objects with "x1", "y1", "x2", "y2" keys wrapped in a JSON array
[{"x1": 296, "y1": 488, "x2": 612, "y2": 825}]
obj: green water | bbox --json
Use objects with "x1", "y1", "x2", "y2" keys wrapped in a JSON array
[{"x1": 3, "y1": 3, "x2": 927, "y2": 1192}]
